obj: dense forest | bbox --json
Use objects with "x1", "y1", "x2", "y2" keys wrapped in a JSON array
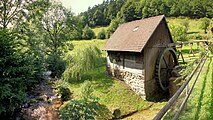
[
  {"x1": 0, "y1": 0, "x2": 212, "y2": 118},
  {"x1": 79, "y1": 0, "x2": 213, "y2": 39},
  {"x1": 81, "y1": 0, "x2": 213, "y2": 27}
]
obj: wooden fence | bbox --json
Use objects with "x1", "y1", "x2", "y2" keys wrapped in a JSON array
[{"x1": 153, "y1": 51, "x2": 209, "y2": 120}]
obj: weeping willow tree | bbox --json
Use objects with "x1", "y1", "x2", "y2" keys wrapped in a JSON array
[{"x1": 63, "y1": 45, "x2": 102, "y2": 81}]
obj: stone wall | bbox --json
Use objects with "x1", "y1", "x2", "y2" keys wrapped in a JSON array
[{"x1": 108, "y1": 67, "x2": 146, "y2": 99}]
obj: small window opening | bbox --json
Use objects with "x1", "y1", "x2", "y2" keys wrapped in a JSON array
[{"x1": 133, "y1": 26, "x2": 139, "y2": 32}]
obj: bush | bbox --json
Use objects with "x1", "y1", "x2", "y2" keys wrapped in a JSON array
[
  {"x1": 97, "y1": 29, "x2": 106, "y2": 39},
  {"x1": 209, "y1": 44, "x2": 213, "y2": 54},
  {"x1": 82, "y1": 25, "x2": 95, "y2": 40},
  {"x1": 0, "y1": 29, "x2": 37, "y2": 115},
  {"x1": 59, "y1": 81, "x2": 112, "y2": 120},
  {"x1": 63, "y1": 45, "x2": 102, "y2": 81},
  {"x1": 200, "y1": 17, "x2": 210, "y2": 34},
  {"x1": 70, "y1": 29, "x2": 82, "y2": 40},
  {"x1": 169, "y1": 24, "x2": 188, "y2": 42},
  {"x1": 45, "y1": 53, "x2": 66, "y2": 78},
  {"x1": 57, "y1": 86, "x2": 71, "y2": 101}
]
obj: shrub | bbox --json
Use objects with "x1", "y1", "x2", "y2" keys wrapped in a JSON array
[
  {"x1": 97, "y1": 29, "x2": 106, "y2": 39},
  {"x1": 45, "y1": 53, "x2": 66, "y2": 78},
  {"x1": 0, "y1": 29, "x2": 37, "y2": 115},
  {"x1": 59, "y1": 81, "x2": 112, "y2": 120},
  {"x1": 80, "y1": 81, "x2": 93, "y2": 100},
  {"x1": 63, "y1": 45, "x2": 102, "y2": 81},
  {"x1": 169, "y1": 24, "x2": 188, "y2": 42},
  {"x1": 57, "y1": 86, "x2": 71, "y2": 101},
  {"x1": 82, "y1": 25, "x2": 95, "y2": 40},
  {"x1": 200, "y1": 17, "x2": 210, "y2": 34},
  {"x1": 209, "y1": 44, "x2": 213, "y2": 54}
]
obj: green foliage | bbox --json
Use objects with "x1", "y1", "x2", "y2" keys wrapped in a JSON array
[
  {"x1": 209, "y1": 44, "x2": 213, "y2": 54},
  {"x1": 21, "y1": 1, "x2": 77, "y2": 78},
  {"x1": 181, "y1": 18, "x2": 189, "y2": 32},
  {"x1": 0, "y1": 29, "x2": 36, "y2": 114},
  {"x1": 69, "y1": 16, "x2": 84, "y2": 40},
  {"x1": 42, "y1": 2, "x2": 73, "y2": 54},
  {"x1": 59, "y1": 81, "x2": 112, "y2": 120},
  {"x1": 179, "y1": 60, "x2": 196, "y2": 78},
  {"x1": 200, "y1": 17, "x2": 210, "y2": 34},
  {"x1": 80, "y1": 0, "x2": 126, "y2": 27},
  {"x1": 59, "y1": 98, "x2": 99, "y2": 120},
  {"x1": 45, "y1": 53, "x2": 66, "y2": 78},
  {"x1": 120, "y1": 0, "x2": 137, "y2": 22},
  {"x1": 82, "y1": 25, "x2": 95, "y2": 40},
  {"x1": 80, "y1": 81, "x2": 94, "y2": 100},
  {"x1": 188, "y1": 34, "x2": 202, "y2": 40},
  {"x1": 63, "y1": 45, "x2": 102, "y2": 81},
  {"x1": 97, "y1": 29, "x2": 106, "y2": 39},
  {"x1": 169, "y1": 24, "x2": 188, "y2": 42},
  {"x1": 57, "y1": 86, "x2": 71, "y2": 101},
  {"x1": 80, "y1": 0, "x2": 213, "y2": 28},
  {"x1": 0, "y1": 0, "x2": 49, "y2": 28},
  {"x1": 199, "y1": 50, "x2": 206, "y2": 59},
  {"x1": 106, "y1": 18, "x2": 121, "y2": 38}
]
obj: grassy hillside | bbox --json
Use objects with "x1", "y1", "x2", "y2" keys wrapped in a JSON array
[
  {"x1": 57, "y1": 39, "x2": 156, "y2": 117},
  {"x1": 167, "y1": 17, "x2": 213, "y2": 41},
  {"x1": 57, "y1": 17, "x2": 212, "y2": 119},
  {"x1": 167, "y1": 17, "x2": 202, "y2": 33}
]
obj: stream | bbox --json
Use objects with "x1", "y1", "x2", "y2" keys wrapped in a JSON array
[{"x1": 15, "y1": 72, "x2": 62, "y2": 120}]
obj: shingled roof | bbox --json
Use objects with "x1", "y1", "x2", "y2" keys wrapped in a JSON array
[{"x1": 103, "y1": 15, "x2": 169, "y2": 52}]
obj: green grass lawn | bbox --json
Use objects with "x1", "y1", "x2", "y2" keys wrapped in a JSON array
[
  {"x1": 163, "y1": 54, "x2": 213, "y2": 120},
  {"x1": 71, "y1": 39, "x2": 106, "y2": 49},
  {"x1": 178, "y1": 55, "x2": 213, "y2": 120}
]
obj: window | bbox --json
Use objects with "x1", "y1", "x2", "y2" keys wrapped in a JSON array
[
  {"x1": 133, "y1": 26, "x2": 139, "y2": 32},
  {"x1": 108, "y1": 52, "x2": 122, "y2": 63}
]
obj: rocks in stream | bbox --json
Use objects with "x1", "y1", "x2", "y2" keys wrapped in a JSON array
[{"x1": 17, "y1": 78, "x2": 63, "y2": 120}]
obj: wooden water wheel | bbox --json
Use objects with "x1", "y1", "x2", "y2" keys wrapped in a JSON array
[{"x1": 155, "y1": 48, "x2": 178, "y2": 91}]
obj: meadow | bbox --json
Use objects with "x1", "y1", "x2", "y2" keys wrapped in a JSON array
[
  {"x1": 57, "y1": 39, "x2": 156, "y2": 117},
  {"x1": 56, "y1": 17, "x2": 212, "y2": 119}
]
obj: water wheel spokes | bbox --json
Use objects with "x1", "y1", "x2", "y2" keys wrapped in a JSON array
[{"x1": 155, "y1": 48, "x2": 178, "y2": 91}]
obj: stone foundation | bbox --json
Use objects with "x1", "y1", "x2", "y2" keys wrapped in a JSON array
[{"x1": 108, "y1": 67, "x2": 146, "y2": 99}]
